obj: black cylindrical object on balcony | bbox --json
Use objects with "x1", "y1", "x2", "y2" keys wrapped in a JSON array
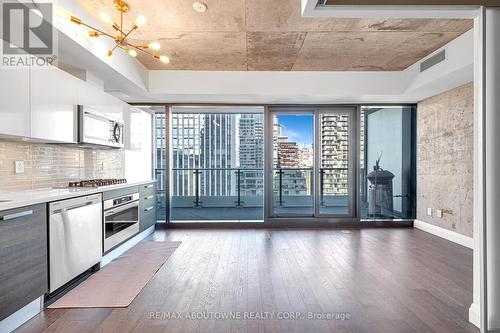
[{"x1": 367, "y1": 162, "x2": 394, "y2": 218}]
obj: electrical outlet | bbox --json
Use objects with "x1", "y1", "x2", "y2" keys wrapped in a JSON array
[
  {"x1": 15, "y1": 161, "x2": 25, "y2": 174},
  {"x1": 436, "y1": 209, "x2": 443, "y2": 218},
  {"x1": 427, "y1": 208, "x2": 432, "y2": 217}
]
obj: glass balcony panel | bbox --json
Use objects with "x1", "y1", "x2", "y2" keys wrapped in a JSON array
[
  {"x1": 272, "y1": 168, "x2": 314, "y2": 216},
  {"x1": 320, "y1": 168, "x2": 349, "y2": 215},
  {"x1": 171, "y1": 168, "x2": 264, "y2": 221}
]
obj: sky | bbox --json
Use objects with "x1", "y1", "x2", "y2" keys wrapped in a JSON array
[{"x1": 276, "y1": 115, "x2": 313, "y2": 148}]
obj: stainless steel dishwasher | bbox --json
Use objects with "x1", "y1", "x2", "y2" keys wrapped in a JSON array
[{"x1": 49, "y1": 194, "x2": 102, "y2": 293}]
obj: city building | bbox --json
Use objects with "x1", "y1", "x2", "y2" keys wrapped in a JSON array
[
  {"x1": 199, "y1": 114, "x2": 237, "y2": 196},
  {"x1": 320, "y1": 114, "x2": 349, "y2": 195},
  {"x1": 238, "y1": 114, "x2": 264, "y2": 196},
  {"x1": 298, "y1": 147, "x2": 313, "y2": 168},
  {"x1": 171, "y1": 113, "x2": 204, "y2": 196}
]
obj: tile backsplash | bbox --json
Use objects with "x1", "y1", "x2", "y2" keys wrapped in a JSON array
[{"x1": 0, "y1": 140, "x2": 125, "y2": 192}]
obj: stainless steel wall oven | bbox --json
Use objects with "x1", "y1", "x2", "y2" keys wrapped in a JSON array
[{"x1": 103, "y1": 193, "x2": 139, "y2": 252}]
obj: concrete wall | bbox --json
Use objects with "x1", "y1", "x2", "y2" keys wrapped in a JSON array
[{"x1": 416, "y1": 82, "x2": 474, "y2": 237}]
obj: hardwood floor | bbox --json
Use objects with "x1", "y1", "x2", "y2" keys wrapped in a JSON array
[{"x1": 16, "y1": 228, "x2": 478, "y2": 333}]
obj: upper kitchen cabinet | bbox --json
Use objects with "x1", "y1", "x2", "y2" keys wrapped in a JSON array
[
  {"x1": 0, "y1": 67, "x2": 30, "y2": 138},
  {"x1": 30, "y1": 67, "x2": 78, "y2": 143},
  {"x1": 77, "y1": 79, "x2": 123, "y2": 122}
]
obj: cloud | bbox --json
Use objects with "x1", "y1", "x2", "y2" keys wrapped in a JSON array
[{"x1": 281, "y1": 126, "x2": 312, "y2": 148}]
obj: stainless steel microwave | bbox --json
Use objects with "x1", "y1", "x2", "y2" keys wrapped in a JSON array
[{"x1": 78, "y1": 106, "x2": 124, "y2": 148}]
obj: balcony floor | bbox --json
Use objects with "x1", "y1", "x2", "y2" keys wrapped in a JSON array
[{"x1": 169, "y1": 207, "x2": 350, "y2": 221}]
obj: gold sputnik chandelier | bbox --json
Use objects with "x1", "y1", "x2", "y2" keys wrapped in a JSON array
[{"x1": 68, "y1": 0, "x2": 169, "y2": 63}]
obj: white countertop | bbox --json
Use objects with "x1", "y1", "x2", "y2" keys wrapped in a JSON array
[{"x1": 0, "y1": 180, "x2": 155, "y2": 211}]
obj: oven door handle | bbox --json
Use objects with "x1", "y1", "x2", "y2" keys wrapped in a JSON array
[{"x1": 104, "y1": 200, "x2": 139, "y2": 217}]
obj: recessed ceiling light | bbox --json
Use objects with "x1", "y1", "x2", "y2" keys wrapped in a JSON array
[{"x1": 192, "y1": 1, "x2": 207, "y2": 13}]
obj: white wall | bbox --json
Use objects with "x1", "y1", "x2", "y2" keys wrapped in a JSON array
[{"x1": 485, "y1": 7, "x2": 500, "y2": 331}]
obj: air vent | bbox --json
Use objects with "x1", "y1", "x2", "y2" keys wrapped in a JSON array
[{"x1": 420, "y1": 50, "x2": 446, "y2": 72}]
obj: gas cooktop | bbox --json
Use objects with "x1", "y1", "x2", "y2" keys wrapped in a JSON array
[{"x1": 68, "y1": 179, "x2": 127, "y2": 188}]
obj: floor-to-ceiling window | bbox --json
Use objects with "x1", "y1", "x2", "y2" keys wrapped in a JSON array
[
  {"x1": 153, "y1": 104, "x2": 415, "y2": 223},
  {"x1": 153, "y1": 107, "x2": 168, "y2": 223},
  {"x1": 359, "y1": 106, "x2": 416, "y2": 220},
  {"x1": 170, "y1": 106, "x2": 264, "y2": 222}
]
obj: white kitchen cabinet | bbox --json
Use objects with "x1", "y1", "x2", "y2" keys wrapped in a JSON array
[
  {"x1": 1, "y1": 64, "x2": 127, "y2": 143},
  {"x1": 0, "y1": 67, "x2": 30, "y2": 137},
  {"x1": 30, "y1": 67, "x2": 78, "y2": 143},
  {"x1": 77, "y1": 80, "x2": 123, "y2": 122}
]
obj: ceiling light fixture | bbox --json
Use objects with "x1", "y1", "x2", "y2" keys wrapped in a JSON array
[
  {"x1": 66, "y1": 0, "x2": 169, "y2": 63},
  {"x1": 192, "y1": 1, "x2": 208, "y2": 13}
]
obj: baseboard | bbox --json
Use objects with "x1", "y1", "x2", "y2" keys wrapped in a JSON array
[
  {"x1": 0, "y1": 296, "x2": 43, "y2": 333},
  {"x1": 413, "y1": 220, "x2": 473, "y2": 249},
  {"x1": 101, "y1": 225, "x2": 155, "y2": 267},
  {"x1": 469, "y1": 303, "x2": 480, "y2": 328}
]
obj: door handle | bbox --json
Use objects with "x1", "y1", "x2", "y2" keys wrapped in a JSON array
[
  {"x1": 144, "y1": 184, "x2": 154, "y2": 189},
  {"x1": 144, "y1": 206, "x2": 154, "y2": 212},
  {"x1": 105, "y1": 201, "x2": 139, "y2": 217},
  {"x1": 0, "y1": 210, "x2": 33, "y2": 221},
  {"x1": 144, "y1": 195, "x2": 154, "y2": 200}
]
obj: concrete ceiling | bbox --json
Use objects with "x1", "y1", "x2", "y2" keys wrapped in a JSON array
[{"x1": 75, "y1": 0, "x2": 473, "y2": 71}]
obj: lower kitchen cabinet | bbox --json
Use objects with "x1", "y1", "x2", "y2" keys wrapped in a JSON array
[
  {"x1": 0, "y1": 204, "x2": 48, "y2": 321},
  {"x1": 139, "y1": 182, "x2": 156, "y2": 232}
]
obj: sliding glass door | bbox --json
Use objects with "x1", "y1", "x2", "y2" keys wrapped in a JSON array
[
  {"x1": 271, "y1": 112, "x2": 314, "y2": 217},
  {"x1": 269, "y1": 107, "x2": 356, "y2": 218}
]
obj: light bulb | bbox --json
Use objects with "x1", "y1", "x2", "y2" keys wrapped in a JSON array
[
  {"x1": 128, "y1": 49, "x2": 138, "y2": 57},
  {"x1": 99, "y1": 12, "x2": 112, "y2": 24},
  {"x1": 148, "y1": 41, "x2": 161, "y2": 51},
  {"x1": 135, "y1": 15, "x2": 147, "y2": 27},
  {"x1": 159, "y1": 55, "x2": 170, "y2": 64}
]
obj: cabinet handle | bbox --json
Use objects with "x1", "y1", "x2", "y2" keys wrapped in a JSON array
[
  {"x1": 144, "y1": 195, "x2": 154, "y2": 200},
  {"x1": 144, "y1": 184, "x2": 154, "y2": 189},
  {"x1": 65, "y1": 201, "x2": 93, "y2": 212},
  {"x1": 0, "y1": 210, "x2": 33, "y2": 221},
  {"x1": 144, "y1": 206, "x2": 154, "y2": 212}
]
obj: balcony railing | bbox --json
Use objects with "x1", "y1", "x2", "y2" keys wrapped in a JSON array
[
  {"x1": 171, "y1": 167, "x2": 263, "y2": 208},
  {"x1": 158, "y1": 167, "x2": 348, "y2": 206},
  {"x1": 155, "y1": 167, "x2": 349, "y2": 220}
]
